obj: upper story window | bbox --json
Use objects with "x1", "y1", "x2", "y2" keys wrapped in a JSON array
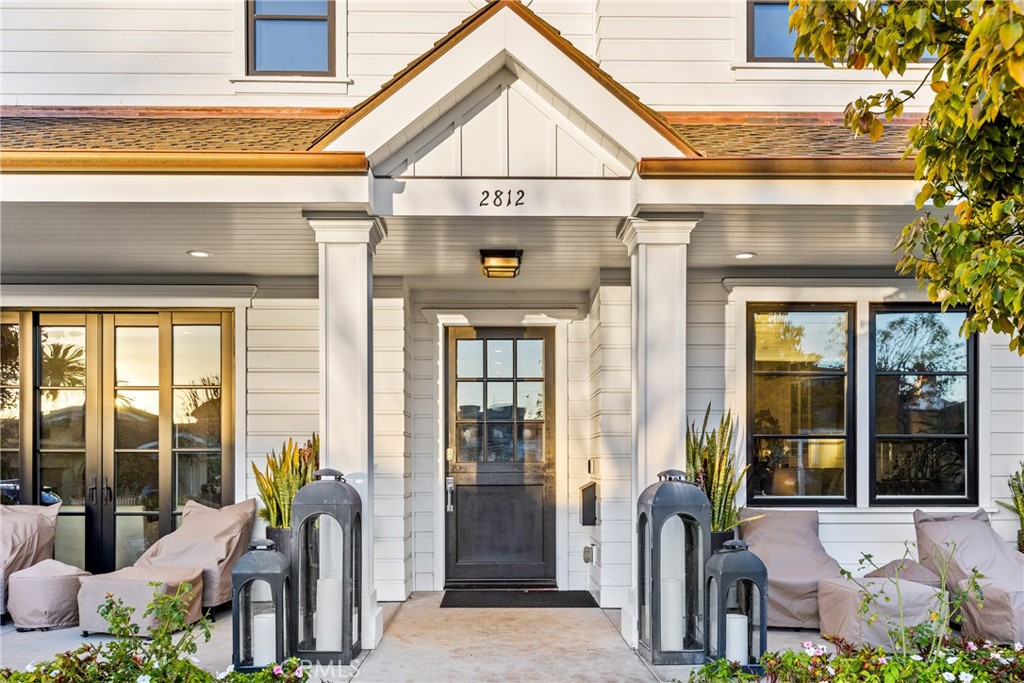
[
  {"x1": 871, "y1": 307, "x2": 975, "y2": 505},
  {"x1": 747, "y1": 0, "x2": 799, "y2": 62},
  {"x1": 247, "y1": 0, "x2": 335, "y2": 76}
]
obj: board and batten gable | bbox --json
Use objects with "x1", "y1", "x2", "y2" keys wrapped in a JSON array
[{"x1": 2, "y1": 0, "x2": 932, "y2": 111}]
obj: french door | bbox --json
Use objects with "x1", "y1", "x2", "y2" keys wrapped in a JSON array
[
  {"x1": 0, "y1": 311, "x2": 233, "y2": 573},
  {"x1": 444, "y1": 326, "x2": 555, "y2": 586}
]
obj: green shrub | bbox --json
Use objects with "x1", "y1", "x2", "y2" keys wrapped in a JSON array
[{"x1": 0, "y1": 583, "x2": 307, "y2": 683}]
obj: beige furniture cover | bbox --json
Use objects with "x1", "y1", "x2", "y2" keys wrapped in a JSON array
[
  {"x1": 914, "y1": 509, "x2": 1024, "y2": 644},
  {"x1": 864, "y1": 559, "x2": 942, "y2": 588},
  {"x1": 8, "y1": 559, "x2": 91, "y2": 629},
  {"x1": 78, "y1": 565, "x2": 203, "y2": 635},
  {"x1": 740, "y1": 508, "x2": 842, "y2": 628},
  {"x1": 0, "y1": 504, "x2": 60, "y2": 614},
  {"x1": 134, "y1": 498, "x2": 256, "y2": 607},
  {"x1": 819, "y1": 577, "x2": 945, "y2": 650}
]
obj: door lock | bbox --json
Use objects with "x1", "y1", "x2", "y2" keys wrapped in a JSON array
[
  {"x1": 445, "y1": 447, "x2": 455, "y2": 463},
  {"x1": 446, "y1": 476, "x2": 455, "y2": 512}
]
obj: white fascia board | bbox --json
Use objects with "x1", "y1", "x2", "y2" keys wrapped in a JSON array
[
  {"x1": 1, "y1": 174, "x2": 371, "y2": 206},
  {"x1": 632, "y1": 176, "x2": 921, "y2": 209},
  {"x1": 372, "y1": 177, "x2": 631, "y2": 217},
  {"x1": 326, "y1": 7, "x2": 682, "y2": 160}
]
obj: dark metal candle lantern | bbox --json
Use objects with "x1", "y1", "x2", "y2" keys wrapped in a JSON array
[
  {"x1": 637, "y1": 469, "x2": 711, "y2": 665},
  {"x1": 704, "y1": 539, "x2": 768, "y2": 673},
  {"x1": 231, "y1": 539, "x2": 290, "y2": 673},
  {"x1": 290, "y1": 468, "x2": 362, "y2": 666}
]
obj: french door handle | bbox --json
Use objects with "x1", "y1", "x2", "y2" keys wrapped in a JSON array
[
  {"x1": 86, "y1": 476, "x2": 98, "y2": 504},
  {"x1": 446, "y1": 477, "x2": 455, "y2": 512},
  {"x1": 102, "y1": 476, "x2": 113, "y2": 503}
]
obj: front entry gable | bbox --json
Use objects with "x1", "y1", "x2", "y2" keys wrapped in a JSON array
[
  {"x1": 315, "y1": 0, "x2": 695, "y2": 174},
  {"x1": 378, "y1": 66, "x2": 633, "y2": 178}
]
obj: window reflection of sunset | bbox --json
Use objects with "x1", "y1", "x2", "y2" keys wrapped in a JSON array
[{"x1": 115, "y1": 327, "x2": 158, "y2": 387}]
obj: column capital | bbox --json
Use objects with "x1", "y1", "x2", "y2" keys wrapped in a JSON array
[
  {"x1": 617, "y1": 215, "x2": 701, "y2": 256},
  {"x1": 307, "y1": 215, "x2": 387, "y2": 253}
]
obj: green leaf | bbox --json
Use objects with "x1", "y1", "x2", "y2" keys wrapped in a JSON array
[{"x1": 1000, "y1": 22, "x2": 1023, "y2": 51}]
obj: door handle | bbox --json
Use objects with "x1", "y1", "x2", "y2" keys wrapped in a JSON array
[
  {"x1": 102, "y1": 476, "x2": 113, "y2": 503},
  {"x1": 446, "y1": 476, "x2": 455, "y2": 512},
  {"x1": 86, "y1": 476, "x2": 97, "y2": 504}
]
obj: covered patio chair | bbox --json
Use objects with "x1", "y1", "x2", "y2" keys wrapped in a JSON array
[
  {"x1": 739, "y1": 508, "x2": 842, "y2": 628},
  {"x1": 1, "y1": 504, "x2": 60, "y2": 618},
  {"x1": 78, "y1": 498, "x2": 255, "y2": 634},
  {"x1": 914, "y1": 509, "x2": 1024, "y2": 644}
]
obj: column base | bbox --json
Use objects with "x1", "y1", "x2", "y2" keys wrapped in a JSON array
[
  {"x1": 362, "y1": 589, "x2": 384, "y2": 649},
  {"x1": 620, "y1": 587, "x2": 638, "y2": 647}
]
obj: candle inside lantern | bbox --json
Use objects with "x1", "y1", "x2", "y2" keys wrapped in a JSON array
[
  {"x1": 725, "y1": 613, "x2": 749, "y2": 664},
  {"x1": 251, "y1": 613, "x2": 276, "y2": 667},
  {"x1": 660, "y1": 578, "x2": 684, "y2": 651},
  {"x1": 315, "y1": 578, "x2": 344, "y2": 651}
]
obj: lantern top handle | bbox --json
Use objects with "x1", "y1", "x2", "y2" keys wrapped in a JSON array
[
  {"x1": 314, "y1": 468, "x2": 346, "y2": 481},
  {"x1": 658, "y1": 469, "x2": 687, "y2": 482},
  {"x1": 248, "y1": 538, "x2": 276, "y2": 551}
]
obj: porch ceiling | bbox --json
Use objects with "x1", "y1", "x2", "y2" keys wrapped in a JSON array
[{"x1": 0, "y1": 202, "x2": 923, "y2": 287}]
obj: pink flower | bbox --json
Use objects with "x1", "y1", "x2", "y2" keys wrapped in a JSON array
[
  {"x1": 878, "y1": 656, "x2": 887, "y2": 664},
  {"x1": 294, "y1": 667, "x2": 303, "y2": 677},
  {"x1": 272, "y1": 665, "x2": 283, "y2": 675},
  {"x1": 966, "y1": 641, "x2": 978, "y2": 651}
]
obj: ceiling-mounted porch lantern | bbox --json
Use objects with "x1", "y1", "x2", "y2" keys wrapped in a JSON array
[{"x1": 480, "y1": 249, "x2": 523, "y2": 278}]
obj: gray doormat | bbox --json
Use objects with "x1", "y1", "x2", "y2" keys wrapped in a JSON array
[{"x1": 440, "y1": 590, "x2": 599, "y2": 608}]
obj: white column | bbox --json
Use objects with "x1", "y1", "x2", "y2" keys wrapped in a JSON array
[
  {"x1": 616, "y1": 215, "x2": 700, "y2": 647},
  {"x1": 309, "y1": 216, "x2": 387, "y2": 650}
]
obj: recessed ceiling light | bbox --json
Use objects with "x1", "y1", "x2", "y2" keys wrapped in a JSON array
[
  {"x1": 734, "y1": 252, "x2": 757, "y2": 260},
  {"x1": 186, "y1": 250, "x2": 211, "y2": 258}
]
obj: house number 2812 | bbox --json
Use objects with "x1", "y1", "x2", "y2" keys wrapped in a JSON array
[{"x1": 479, "y1": 190, "x2": 525, "y2": 207}]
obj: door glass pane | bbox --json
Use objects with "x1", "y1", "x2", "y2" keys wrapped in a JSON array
[
  {"x1": 749, "y1": 438, "x2": 846, "y2": 497},
  {"x1": 456, "y1": 382, "x2": 483, "y2": 420},
  {"x1": 175, "y1": 451, "x2": 222, "y2": 510},
  {"x1": 116, "y1": 452, "x2": 159, "y2": 513},
  {"x1": 486, "y1": 382, "x2": 513, "y2": 420},
  {"x1": 174, "y1": 387, "x2": 222, "y2": 448},
  {"x1": 752, "y1": 375, "x2": 845, "y2": 434},
  {"x1": 116, "y1": 515, "x2": 159, "y2": 569},
  {"x1": 255, "y1": 19, "x2": 329, "y2": 72},
  {"x1": 457, "y1": 424, "x2": 483, "y2": 462},
  {"x1": 1, "y1": 388, "x2": 19, "y2": 448},
  {"x1": 55, "y1": 515, "x2": 85, "y2": 568},
  {"x1": 517, "y1": 382, "x2": 544, "y2": 420},
  {"x1": 456, "y1": 340, "x2": 483, "y2": 378},
  {"x1": 518, "y1": 423, "x2": 543, "y2": 462},
  {"x1": 1, "y1": 452, "x2": 18, "y2": 504},
  {"x1": 516, "y1": 339, "x2": 543, "y2": 378},
  {"x1": 486, "y1": 423, "x2": 514, "y2": 462},
  {"x1": 173, "y1": 326, "x2": 221, "y2": 385},
  {"x1": 115, "y1": 327, "x2": 158, "y2": 386},
  {"x1": 39, "y1": 451, "x2": 85, "y2": 509},
  {"x1": 875, "y1": 312, "x2": 967, "y2": 372},
  {"x1": 1, "y1": 323, "x2": 19, "y2": 384},
  {"x1": 487, "y1": 340, "x2": 513, "y2": 378},
  {"x1": 40, "y1": 390, "x2": 86, "y2": 449},
  {"x1": 875, "y1": 375, "x2": 967, "y2": 435},
  {"x1": 40, "y1": 327, "x2": 86, "y2": 387},
  {"x1": 753, "y1": 311, "x2": 847, "y2": 371},
  {"x1": 115, "y1": 390, "x2": 159, "y2": 449},
  {"x1": 875, "y1": 439, "x2": 967, "y2": 497}
]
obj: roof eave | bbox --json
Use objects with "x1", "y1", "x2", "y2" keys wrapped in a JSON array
[
  {"x1": 0, "y1": 150, "x2": 369, "y2": 174},
  {"x1": 637, "y1": 157, "x2": 916, "y2": 179}
]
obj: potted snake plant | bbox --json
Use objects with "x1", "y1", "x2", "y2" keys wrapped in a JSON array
[
  {"x1": 996, "y1": 461, "x2": 1024, "y2": 553},
  {"x1": 252, "y1": 434, "x2": 319, "y2": 559},
  {"x1": 685, "y1": 405, "x2": 754, "y2": 553}
]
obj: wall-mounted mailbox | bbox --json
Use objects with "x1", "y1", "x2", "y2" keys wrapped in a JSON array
[{"x1": 580, "y1": 481, "x2": 597, "y2": 526}]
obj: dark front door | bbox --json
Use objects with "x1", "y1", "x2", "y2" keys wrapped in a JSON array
[{"x1": 445, "y1": 327, "x2": 555, "y2": 586}]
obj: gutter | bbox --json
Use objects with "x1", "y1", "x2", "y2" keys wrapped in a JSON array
[
  {"x1": 0, "y1": 150, "x2": 369, "y2": 175},
  {"x1": 637, "y1": 157, "x2": 916, "y2": 179}
]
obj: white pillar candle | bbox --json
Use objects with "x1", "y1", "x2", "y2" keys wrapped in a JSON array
[
  {"x1": 660, "y1": 578, "x2": 684, "y2": 651},
  {"x1": 251, "y1": 613, "x2": 276, "y2": 667},
  {"x1": 315, "y1": 578, "x2": 344, "y2": 651},
  {"x1": 725, "y1": 613, "x2": 749, "y2": 664}
]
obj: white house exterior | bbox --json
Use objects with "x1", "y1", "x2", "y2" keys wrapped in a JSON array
[{"x1": 1, "y1": 0, "x2": 1022, "y2": 651}]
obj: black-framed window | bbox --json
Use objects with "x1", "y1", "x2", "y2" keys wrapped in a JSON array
[
  {"x1": 747, "y1": 0, "x2": 799, "y2": 62},
  {"x1": 747, "y1": 304, "x2": 855, "y2": 506},
  {"x1": 247, "y1": 0, "x2": 335, "y2": 76},
  {"x1": 871, "y1": 306, "x2": 976, "y2": 505}
]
